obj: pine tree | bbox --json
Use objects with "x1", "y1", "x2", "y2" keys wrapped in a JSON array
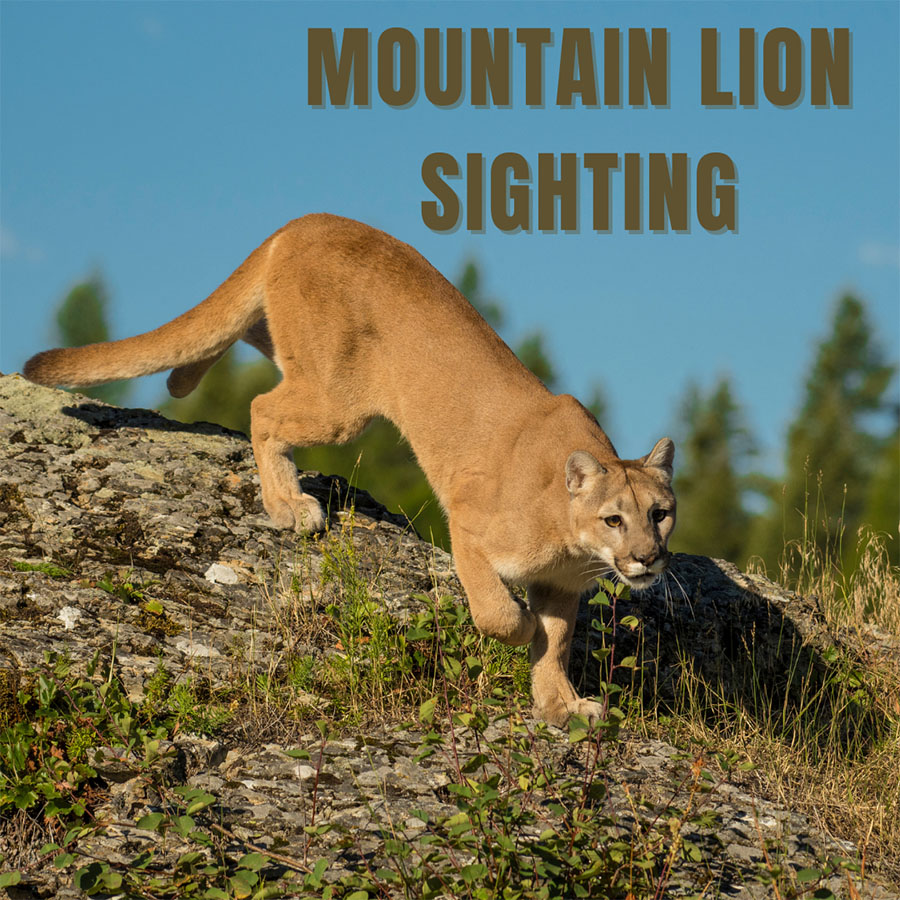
[
  {"x1": 456, "y1": 261, "x2": 504, "y2": 331},
  {"x1": 670, "y1": 376, "x2": 756, "y2": 563},
  {"x1": 583, "y1": 383, "x2": 608, "y2": 426},
  {"x1": 758, "y1": 294, "x2": 896, "y2": 571},
  {"x1": 459, "y1": 260, "x2": 559, "y2": 389},
  {"x1": 514, "y1": 331, "x2": 557, "y2": 389},
  {"x1": 861, "y1": 411, "x2": 900, "y2": 566},
  {"x1": 55, "y1": 274, "x2": 131, "y2": 406}
]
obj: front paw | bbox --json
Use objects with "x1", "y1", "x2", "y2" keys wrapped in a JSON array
[
  {"x1": 568, "y1": 697, "x2": 604, "y2": 723},
  {"x1": 264, "y1": 494, "x2": 326, "y2": 533},
  {"x1": 533, "y1": 695, "x2": 604, "y2": 728}
]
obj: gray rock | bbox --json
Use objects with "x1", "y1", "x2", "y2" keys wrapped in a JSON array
[{"x1": 0, "y1": 375, "x2": 896, "y2": 899}]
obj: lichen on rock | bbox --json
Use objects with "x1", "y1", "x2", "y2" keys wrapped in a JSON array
[{"x1": 0, "y1": 374, "x2": 896, "y2": 898}]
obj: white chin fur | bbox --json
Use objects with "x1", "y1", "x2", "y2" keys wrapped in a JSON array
[{"x1": 617, "y1": 571, "x2": 660, "y2": 591}]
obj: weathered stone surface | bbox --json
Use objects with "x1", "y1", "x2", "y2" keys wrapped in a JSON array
[{"x1": 1, "y1": 374, "x2": 896, "y2": 898}]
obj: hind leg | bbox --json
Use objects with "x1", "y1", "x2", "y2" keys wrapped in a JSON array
[
  {"x1": 167, "y1": 318, "x2": 276, "y2": 399},
  {"x1": 241, "y1": 318, "x2": 275, "y2": 361},
  {"x1": 167, "y1": 350, "x2": 227, "y2": 398},
  {"x1": 250, "y1": 380, "x2": 370, "y2": 532}
]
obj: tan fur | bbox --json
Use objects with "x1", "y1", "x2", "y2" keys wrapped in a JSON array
[{"x1": 24, "y1": 214, "x2": 677, "y2": 726}]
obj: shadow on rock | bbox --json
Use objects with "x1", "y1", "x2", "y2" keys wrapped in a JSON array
[
  {"x1": 62, "y1": 402, "x2": 248, "y2": 438},
  {"x1": 572, "y1": 553, "x2": 888, "y2": 759},
  {"x1": 61, "y1": 402, "x2": 414, "y2": 534}
]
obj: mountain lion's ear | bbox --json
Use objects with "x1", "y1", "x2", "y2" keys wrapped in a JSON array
[
  {"x1": 641, "y1": 437, "x2": 675, "y2": 482},
  {"x1": 565, "y1": 451, "x2": 606, "y2": 495}
]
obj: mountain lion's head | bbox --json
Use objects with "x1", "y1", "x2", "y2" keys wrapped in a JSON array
[{"x1": 565, "y1": 438, "x2": 676, "y2": 591}]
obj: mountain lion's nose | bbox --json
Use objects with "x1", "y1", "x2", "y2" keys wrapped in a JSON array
[{"x1": 633, "y1": 552, "x2": 657, "y2": 567}]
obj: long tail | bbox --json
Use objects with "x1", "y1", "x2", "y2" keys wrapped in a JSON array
[{"x1": 23, "y1": 241, "x2": 270, "y2": 390}]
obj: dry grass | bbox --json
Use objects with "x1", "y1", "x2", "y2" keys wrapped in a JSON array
[
  {"x1": 154, "y1": 503, "x2": 900, "y2": 886},
  {"x1": 640, "y1": 527, "x2": 900, "y2": 884},
  {"x1": 827, "y1": 527, "x2": 900, "y2": 636},
  {"x1": 776, "y1": 527, "x2": 900, "y2": 879},
  {"x1": 233, "y1": 509, "x2": 900, "y2": 882},
  {"x1": 225, "y1": 515, "x2": 530, "y2": 743}
]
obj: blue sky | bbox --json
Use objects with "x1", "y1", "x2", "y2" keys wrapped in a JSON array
[{"x1": 2, "y1": 1, "x2": 898, "y2": 473}]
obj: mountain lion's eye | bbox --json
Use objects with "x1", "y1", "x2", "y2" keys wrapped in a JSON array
[
  {"x1": 652, "y1": 508, "x2": 669, "y2": 523},
  {"x1": 604, "y1": 515, "x2": 622, "y2": 527}
]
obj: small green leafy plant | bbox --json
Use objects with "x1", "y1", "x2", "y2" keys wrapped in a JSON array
[{"x1": 0, "y1": 574, "x2": 876, "y2": 899}]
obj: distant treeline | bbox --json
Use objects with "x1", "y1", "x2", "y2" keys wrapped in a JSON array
[{"x1": 50, "y1": 265, "x2": 899, "y2": 580}]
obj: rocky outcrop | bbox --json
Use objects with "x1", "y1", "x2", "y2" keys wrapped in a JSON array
[{"x1": 0, "y1": 374, "x2": 896, "y2": 898}]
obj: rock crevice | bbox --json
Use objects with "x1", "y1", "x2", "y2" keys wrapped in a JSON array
[{"x1": 0, "y1": 375, "x2": 895, "y2": 898}]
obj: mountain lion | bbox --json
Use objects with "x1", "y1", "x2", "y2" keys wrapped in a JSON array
[{"x1": 24, "y1": 214, "x2": 676, "y2": 726}]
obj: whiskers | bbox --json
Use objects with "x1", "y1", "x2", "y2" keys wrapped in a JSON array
[
  {"x1": 659, "y1": 566, "x2": 691, "y2": 617},
  {"x1": 581, "y1": 557, "x2": 692, "y2": 620},
  {"x1": 578, "y1": 561, "x2": 617, "y2": 583}
]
